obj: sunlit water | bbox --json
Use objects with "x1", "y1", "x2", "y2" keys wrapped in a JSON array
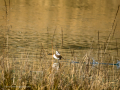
[{"x1": 0, "y1": 0, "x2": 120, "y2": 85}]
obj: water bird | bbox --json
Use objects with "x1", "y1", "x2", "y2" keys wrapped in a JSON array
[{"x1": 53, "y1": 51, "x2": 63, "y2": 60}]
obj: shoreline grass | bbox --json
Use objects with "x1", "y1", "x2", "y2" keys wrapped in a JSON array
[{"x1": 0, "y1": 45, "x2": 120, "y2": 90}]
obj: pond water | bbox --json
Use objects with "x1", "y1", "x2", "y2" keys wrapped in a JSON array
[{"x1": 0, "y1": 0, "x2": 120, "y2": 80}]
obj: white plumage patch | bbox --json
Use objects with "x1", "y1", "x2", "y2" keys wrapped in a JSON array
[
  {"x1": 56, "y1": 51, "x2": 60, "y2": 55},
  {"x1": 53, "y1": 51, "x2": 62, "y2": 60},
  {"x1": 53, "y1": 54, "x2": 59, "y2": 60}
]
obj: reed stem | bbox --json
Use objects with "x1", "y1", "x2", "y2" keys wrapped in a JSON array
[
  {"x1": 47, "y1": 27, "x2": 49, "y2": 54},
  {"x1": 104, "y1": 5, "x2": 120, "y2": 54},
  {"x1": 112, "y1": 5, "x2": 120, "y2": 29},
  {"x1": 112, "y1": 23, "x2": 117, "y2": 39},
  {"x1": 61, "y1": 27, "x2": 63, "y2": 47},
  {"x1": 116, "y1": 39, "x2": 118, "y2": 56},
  {"x1": 98, "y1": 31, "x2": 99, "y2": 61}
]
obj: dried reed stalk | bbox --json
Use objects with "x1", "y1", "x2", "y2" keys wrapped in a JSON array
[
  {"x1": 116, "y1": 39, "x2": 118, "y2": 56},
  {"x1": 61, "y1": 27, "x2": 63, "y2": 47},
  {"x1": 47, "y1": 27, "x2": 49, "y2": 54},
  {"x1": 98, "y1": 31, "x2": 99, "y2": 61},
  {"x1": 104, "y1": 5, "x2": 120, "y2": 54}
]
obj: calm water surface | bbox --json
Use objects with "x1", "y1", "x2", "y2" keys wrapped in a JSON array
[{"x1": 0, "y1": 0, "x2": 120, "y2": 77}]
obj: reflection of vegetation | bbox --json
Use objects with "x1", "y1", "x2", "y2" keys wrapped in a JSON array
[
  {"x1": 62, "y1": 45, "x2": 90, "y2": 50},
  {"x1": 65, "y1": 0, "x2": 92, "y2": 10},
  {"x1": 0, "y1": 36, "x2": 7, "y2": 54}
]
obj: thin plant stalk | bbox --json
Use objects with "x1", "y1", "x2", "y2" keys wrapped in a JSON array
[
  {"x1": 47, "y1": 27, "x2": 49, "y2": 54},
  {"x1": 98, "y1": 31, "x2": 99, "y2": 61},
  {"x1": 61, "y1": 27, "x2": 63, "y2": 47},
  {"x1": 104, "y1": 5, "x2": 120, "y2": 54},
  {"x1": 52, "y1": 27, "x2": 56, "y2": 65},
  {"x1": 112, "y1": 5, "x2": 120, "y2": 29},
  {"x1": 112, "y1": 23, "x2": 117, "y2": 39}
]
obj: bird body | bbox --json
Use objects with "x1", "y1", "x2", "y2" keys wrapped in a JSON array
[{"x1": 53, "y1": 51, "x2": 62, "y2": 60}]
